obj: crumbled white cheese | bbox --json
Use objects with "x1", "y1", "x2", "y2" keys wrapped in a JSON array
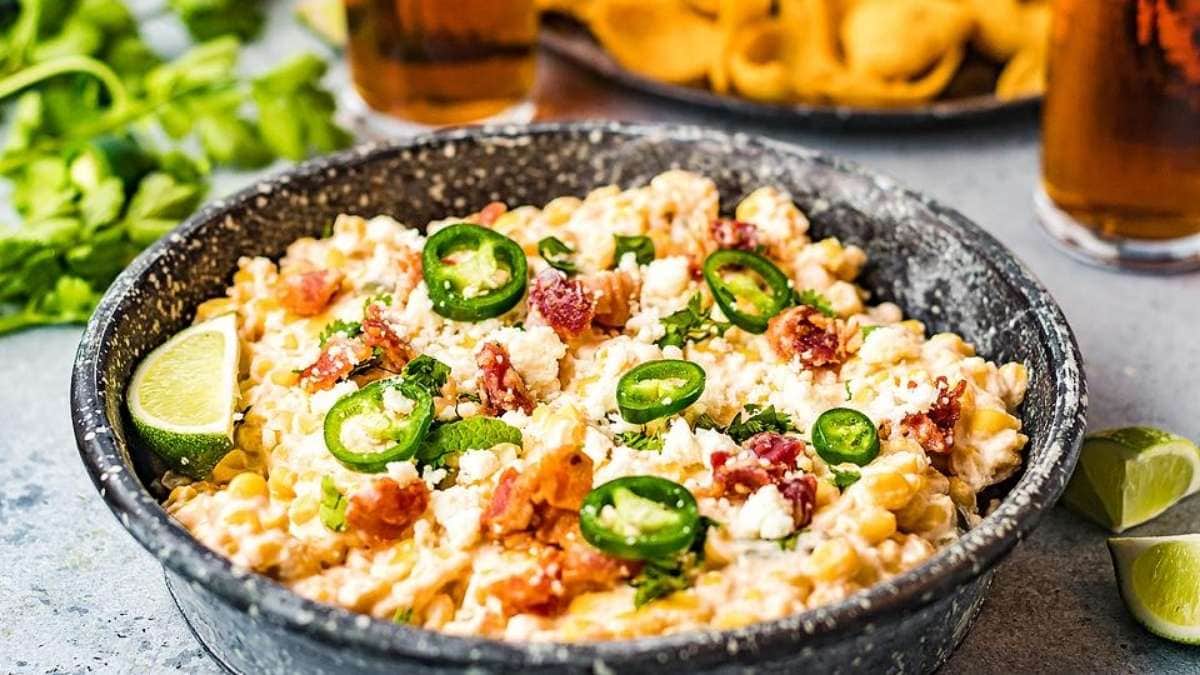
[
  {"x1": 730, "y1": 485, "x2": 796, "y2": 540},
  {"x1": 431, "y1": 486, "x2": 483, "y2": 549},
  {"x1": 457, "y1": 449, "x2": 500, "y2": 485},
  {"x1": 484, "y1": 325, "x2": 566, "y2": 398}
]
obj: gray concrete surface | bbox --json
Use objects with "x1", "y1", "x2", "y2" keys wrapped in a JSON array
[{"x1": 3, "y1": 4, "x2": 1199, "y2": 673}]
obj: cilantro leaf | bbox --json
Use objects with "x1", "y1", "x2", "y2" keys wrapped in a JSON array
[
  {"x1": 416, "y1": 417, "x2": 523, "y2": 468},
  {"x1": 614, "y1": 428, "x2": 664, "y2": 452},
  {"x1": 401, "y1": 355, "x2": 451, "y2": 396},
  {"x1": 830, "y1": 465, "x2": 861, "y2": 489},
  {"x1": 656, "y1": 293, "x2": 731, "y2": 349},
  {"x1": 318, "y1": 319, "x2": 362, "y2": 346},
  {"x1": 612, "y1": 234, "x2": 655, "y2": 267},
  {"x1": 392, "y1": 607, "x2": 414, "y2": 624},
  {"x1": 861, "y1": 324, "x2": 882, "y2": 339},
  {"x1": 168, "y1": 0, "x2": 266, "y2": 42},
  {"x1": 537, "y1": 236, "x2": 577, "y2": 274},
  {"x1": 692, "y1": 413, "x2": 723, "y2": 432},
  {"x1": 725, "y1": 404, "x2": 797, "y2": 444},
  {"x1": 777, "y1": 530, "x2": 801, "y2": 551},
  {"x1": 251, "y1": 54, "x2": 352, "y2": 161},
  {"x1": 318, "y1": 475, "x2": 348, "y2": 532},
  {"x1": 632, "y1": 561, "x2": 690, "y2": 608},
  {"x1": 795, "y1": 288, "x2": 836, "y2": 317}
]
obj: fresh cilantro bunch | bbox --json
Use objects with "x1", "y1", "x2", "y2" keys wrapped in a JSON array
[{"x1": 0, "y1": 0, "x2": 352, "y2": 335}]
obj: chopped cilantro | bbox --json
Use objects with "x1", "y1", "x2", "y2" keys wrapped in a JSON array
[
  {"x1": 614, "y1": 428, "x2": 664, "y2": 452},
  {"x1": 318, "y1": 475, "x2": 347, "y2": 532},
  {"x1": 861, "y1": 324, "x2": 882, "y2": 339},
  {"x1": 830, "y1": 465, "x2": 862, "y2": 489},
  {"x1": 612, "y1": 234, "x2": 655, "y2": 267},
  {"x1": 318, "y1": 319, "x2": 361, "y2": 346},
  {"x1": 656, "y1": 293, "x2": 731, "y2": 349},
  {"x1": 401, "y1": 354, "x2": 450, "y2": 396},
  {"x1": 392, "y1": 607, "x2": 414, "y2": 624},
  {"x1": 844, "y1": 380, "x2": 853, "y2": 401},
  {"x1": 632, "y1": 561, "x2": 690, "y2": 608},
  {"x1": 362, "y1": 291, "x2": 393, "y2": 310},
  {"x1": 777, "y1": 530, "x2": 801, "y2": 551},
  {"x1": 537, "y1": 236, "x2": 577, "y2": 275},
  {"x1": 725, "y1": 404, "x2": 797, "y2": 444},
  {"x1": 795, "y1": 288, "x2": 836, "y2": 317},
  {"x1": 692, "y1": 412, "x2": 723, "y2": 432}
]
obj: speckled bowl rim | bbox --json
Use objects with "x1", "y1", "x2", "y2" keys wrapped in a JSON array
[{"x1": 71, "y1": 122, "x2": 1087, "y2": 669}]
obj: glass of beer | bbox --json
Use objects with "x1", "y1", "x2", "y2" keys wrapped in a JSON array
[
  {"x1": 1037, "y1": 0, "x2": 1200, "y2": 272},
  {"x1": 343, "y1": 0, "x2": 538, "y2": 129}
]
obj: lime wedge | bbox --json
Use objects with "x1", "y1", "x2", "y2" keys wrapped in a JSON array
[
  {"x1": 127, "y1": 313, "x2": 240, "y2": 479},
  {"x1": 1062, "y1": 427, "x2": 1200, "y2": 533},
  {"x1": 1109, "y1": 534, "x2": 1200, "y2": 645},
  {"x1": 295, "y1": 0, "x2": 346, "y2": 48}
]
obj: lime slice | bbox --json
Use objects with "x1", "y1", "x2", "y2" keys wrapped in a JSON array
[
  {"x1": 127, "y1": 313, "x2": 240, "y2": 479},
  {"x1": 295, "y1": 0, "x2": 346, "y2": 48},
  {"x1": 1109, "y1": 534, "x2": 1200, "y2": 645},
  {"x1": 1062, "y1": 427, "x2": 1200, "y2": 533}
]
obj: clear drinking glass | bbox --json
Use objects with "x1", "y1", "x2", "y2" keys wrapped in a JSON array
[
  {"x1": 1037, "y1": 0, "x2": 1200, "y2": 272},
  {"x1": 343, "y1": 0, "x2": 538, "y2": 129}
]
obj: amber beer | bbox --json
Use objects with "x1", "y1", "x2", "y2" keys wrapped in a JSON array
[
  {"x1": 344, "y1": 0, "x2": 537, "y2": 126},
  {"x1": 1039, "y1": 0, "x2": 1200, "y2": 270}
]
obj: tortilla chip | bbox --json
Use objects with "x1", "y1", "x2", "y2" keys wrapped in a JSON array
[
  {"x1": 841, "y1": 0, "x2": 974, "y2": 81},
  {"x1": 996, "y1": 43, "x2": 1046, "y2": 99},
  {"x1": 779, "y1": 0, "x2": 846, "y2": 100},
  {"x1": 710, "y1": 0, "x2": 773, "y2": 94},
  {"x1": 726, "y1": 19, "x2": 792, "y2": 102},
  {"x1": 589, "y1": 0, "x2": 724, "y2": 84},
  {"x1": 826, "y1": 45, "x2": 966, "y2": 106}
]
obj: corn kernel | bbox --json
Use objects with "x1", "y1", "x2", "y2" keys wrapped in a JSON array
[
  {"x1": 325, "y1": 249, "x2": 346, "y2": 269},
  {"x1": 970, "y1": 408, "x2": 1020, "y2": 435},
  {"x1": 195, "y1": 298, "x2": 235, "y2": 321},
  {"x1": 290, "y1": 495, "x2": 319, "y2": 524},
  {"x1": 899, "y1": 319, "x2": 925, "y2": 335},
  {"x1": 268, "y1": 467, "x2": 297, "y2": 500},
  {"x1": 862, "y1": 472, "x2": 916, "y2": 511},
  {"x1": 271, "y1": 369, "x2": 300, "y2": 387},
  {"x1": 809, "y1": 538, "x2": 860, "y2": 582},
  {"x1": 222, "y1": 506, "x2": 261, "y2": 528},
  {"x1": 211, "y1": 450, "x2": 251, "y2": 483},
  {"x1": 713, "y1": 611, "x2": 758, "y2": 630},
  {"x1": 948, "y1": 477, "x2": 977, "y2": 511},
  {"x1": 857, "y1": 508, "x2": 897, "y2": 544},
  {"x1": 254, "y1": 538, "x2": 284, "y2": 563},
  {"x1": 815, "y1": 478, "x2": 840, "y2": 508},
  {"x1": 227, "y1": 472, "x2": 269, "y2": 499}
]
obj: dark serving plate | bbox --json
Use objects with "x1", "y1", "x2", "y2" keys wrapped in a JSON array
[
  {"x1": 541, "y1": 15, "x2": 1041, "y2": 130},
  {"x1": 71, "y1": 122, "x2": 1085, "y2": 674}
]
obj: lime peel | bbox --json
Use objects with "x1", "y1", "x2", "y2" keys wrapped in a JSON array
[
  {"x1": 127, "y1": 313, "x2": 240, "y2": 479},
  {"x1": 1108, "y1": 534, "x2": 1200, "y2": 645}
]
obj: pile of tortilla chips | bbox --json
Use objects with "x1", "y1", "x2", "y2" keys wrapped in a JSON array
[{"x1": 539, "y1": 0, "x2": 1049, "y2": 106}]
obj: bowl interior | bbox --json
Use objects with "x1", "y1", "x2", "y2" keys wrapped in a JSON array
[{"x1": 73, "y1": 123, "x2": 1085, "y2": 666}]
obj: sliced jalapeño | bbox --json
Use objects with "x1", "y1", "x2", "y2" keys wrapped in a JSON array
[
  {"x1": 702, "y1": 249, "x2": 792, "y2": 334},
  {"x1": 323, "y1": 378, "x2": 434, "y2": 472},
  {"x1": 579, "y1": 476, "x2": 700, "y2": 560},
  {"x1": 616, "y1": 359, "x2": 706, "y2": 424},
  {"x1": 423, "y1": 223, "x2": 528, "y2": 321}
]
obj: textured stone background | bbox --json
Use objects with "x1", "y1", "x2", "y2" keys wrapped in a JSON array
[{"x1": 3, "y1": 2, "x2": 1199, "y2": 673}]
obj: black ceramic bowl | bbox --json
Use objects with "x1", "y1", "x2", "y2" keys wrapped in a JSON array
[{"x1": 71, "y1": 122, "x2": 1086, "y2": 674}]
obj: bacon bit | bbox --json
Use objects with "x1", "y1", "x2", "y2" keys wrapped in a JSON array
[
  {"x1": 901, "y1": 377, "x2": 967, "y2": 454},
  {"x1": 489, "y1": 519, "x2": 634, "y2": 617},
  {"x1": 529, "y1": 269, "x2": 596, "y2": 339},
  {"x1": 361, "y1": 303, "x2": 413, "y2": 372},
  {"x1": 780, "y1": 474, "x2": 817, "y2": 529},
  {"x1": 476, "y1": 342, "x2": 535, "y2": 416},
  {"x1": 481, "y1": 468, "x2": 536, "y2": 536},
  {"x1": 766, "y1": 306, "x2": 848, "y2": 369},
  {"x1": 745, "y1": 431, "x2": 806, "y2": 469},
  {"x1": 579, "y1": 269, "x2": 640, "y2": 329},
  {"x1": 709, "y1": 218, "x2": 759, "y2": 251},
  {"x1": 476, "y1": 201, "x2": 508, "y2": 227},
  {"x1": 710, "y1": 432, "x2": 810, "y2": 500},
  {"x1": 278, "y1": 269, "x2": 343, "y2": 316},
  {"x1": 482, "y1": 448, "x2": 595, "y2": 538},
  {"x1": 529, "y1": 447, "x2": 595, "y2": 511},
  {"x1": 346, "y1": 478, "x2": 430, "y2": 542},
  {"x1": 299, "y1": 336, "x2": 373, "y2": 392}
]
